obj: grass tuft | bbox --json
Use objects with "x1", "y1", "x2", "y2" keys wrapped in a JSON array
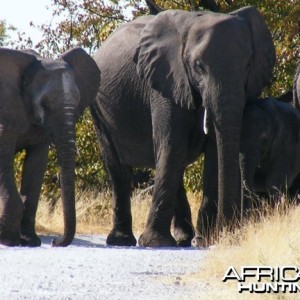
[{"x1": 197, "y1": 199, "x2": 300, "y2": 299}]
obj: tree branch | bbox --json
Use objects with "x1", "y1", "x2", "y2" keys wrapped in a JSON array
[
  {"x1": 145, "y1": 0, "x2": 163, "y2": 15},
  {"x1": 187, "y1": 0, "x2": 198, "y2": 11},
  {"x1": 199, "y1": 0, "x2": 219, "y2": 12},
  {"x1": 225, "y1": 0, "x2": 233, "y2": 5}
]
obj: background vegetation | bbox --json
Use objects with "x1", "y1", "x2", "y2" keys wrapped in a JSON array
[{"x1": 1, "y1": 0, "x2": 299, "y2": 199}]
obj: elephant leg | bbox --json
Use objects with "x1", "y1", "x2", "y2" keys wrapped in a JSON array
[
  {"x1": 193, "y1": 138, "x2": 218, "y2": 247},
  {"x1": 288, "y1": 173, "x2": 300, "y2": 201},
  {"x1": 106, "y1": 163, "x2": 136, "y2": 246},
  {"x1": 0, "y1": 131, "x2": 23, "y2": 246},
  {"x1": 139, "y1": 147, "x2": 183, "y2": 247},
  {"x1": 173, "y1": 178, "x2": 194, "y2": 247},
  {"x1": 20, "y1": 144, "x2": 48, "y2": 247},
  {"x1": 91, "y1": 107, "x2": 136, "y2": 246}
]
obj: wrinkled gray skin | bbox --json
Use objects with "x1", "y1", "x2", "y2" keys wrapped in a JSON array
[
  {"x1": 91, "y1": 7, "x2": 275, "y2": 247},
  {"x1": 0, "y1": 48, "x2": 100, "y2": 247},
  {"x1": 240, "y1": 96, "x2": 300, "y2": 209}
]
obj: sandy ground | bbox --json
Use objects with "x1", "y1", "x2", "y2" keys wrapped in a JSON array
[{"x1": 0, "y1": 235, "x2": 208, "y2": 300}]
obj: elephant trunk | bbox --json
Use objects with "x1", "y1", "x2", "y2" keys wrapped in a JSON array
[
  {"x1": 208, "y1": 84, "x2": 245, "y2": 229},
  {"x1": 215, "y1": 122, "x2": 241, "y2": 226},
  {"x1": 51, "y1": 107, "x2": 77, "y2": 247}
]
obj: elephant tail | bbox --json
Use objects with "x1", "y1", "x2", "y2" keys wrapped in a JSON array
[{"x1": 89, "y1": 101, "x2": 103, "y2": 137}]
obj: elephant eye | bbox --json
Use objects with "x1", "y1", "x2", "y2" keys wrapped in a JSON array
[
  {"x1": 195, "y1": 60, "x2": 205, "y2": 74},
  {"x1": 41, "y1": 98, "x2": 54, "y2": 113},
  {"x1": 41, "y1": 101, "x2": 49, "y2": 111}
]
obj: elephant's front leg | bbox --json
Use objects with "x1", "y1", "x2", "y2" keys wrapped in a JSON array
[
  {"x1": 0, "y1": 131, "x2": 23, "y2": 246},
  {"x1": 20, "y1": 144, "x2": 49, "y2": 247},
  {"x1": 173, "y1": 177, "x2": 194, "y2": 247},
  {"x1": 193, "y1": 137, "x2": 218, "y2": 247},
  {"x1": 138, "y1": 147, "x2": 183, "y2": 247}
]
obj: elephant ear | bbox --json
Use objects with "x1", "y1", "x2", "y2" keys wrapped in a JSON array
[
  {"x1": 21, "y1": 49, "x2": 42, "y2": 58},
  {"x1": 0, "y1": 48, "x2": 37, "y2": 132},
  {"x1": 61, "y1": 47, "x2": 100, "y2": 113},
  {"x1": 230, "y1": 6, "x2": 276, "y2": 100},
  {"x1": 134, "y1": 11, "x2": 195, "y2": 110}
]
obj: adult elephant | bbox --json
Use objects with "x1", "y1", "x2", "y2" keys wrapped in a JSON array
[
  {"x1": 0, "y1": 48, "x2": 100, "y2": 247},
  {"x1": 91, "y1": 6, "x2": 275, "y2": 247}
]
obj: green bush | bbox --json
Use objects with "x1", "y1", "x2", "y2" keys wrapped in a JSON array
[
  {"x1": 184, "y1": 155, "x2": 204, "y2": 192},
  {"x1": 14, "y1": 110, "x2": 108, "y2": 201},
  {"x1": 74, "y1": 111, "x2": 108, "y2": 190}
]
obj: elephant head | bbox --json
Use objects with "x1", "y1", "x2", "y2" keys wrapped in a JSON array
[
  {"x1": 240, "y1": 97, "x2": 300, "y2": 210},
  {"x1": 240, "y1": 100, "x2": 275, "y2": 195},
  {"x1": 0, "y1": 47, "x2": 100, "y2": 246},
  {"x1": 134, "y1": 7, "x2": 275, "y2": 227}
]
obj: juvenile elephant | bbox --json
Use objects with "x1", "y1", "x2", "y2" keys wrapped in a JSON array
[
  {"x1": 91, "y1": 7, "x2": 275, "y2": 247},
  {"x1": 240, "y1": 96, "x2": 300, "y2": 206},
  {"x1": 0, "y1": 48, "x2": 100, "y2": 247}
]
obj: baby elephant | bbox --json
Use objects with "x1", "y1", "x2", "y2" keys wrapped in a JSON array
[{"x1": 240, "y1": 96, "x2": 300, "y2": 206}]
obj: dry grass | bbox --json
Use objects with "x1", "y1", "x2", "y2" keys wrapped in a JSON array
[
  {"x1": 37, "y1": 189, "x2": 112, "y2": 235},
  {"x1": 36, "y1": 189, "x2": 201, "y2": 236},
  {"x1": 196, "y1": 200, "x2": 300, "y2": 299}
]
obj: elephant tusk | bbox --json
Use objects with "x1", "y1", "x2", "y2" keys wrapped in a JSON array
[{"x1": 203, "y1": 108, "x2": 209, "y2": 135}]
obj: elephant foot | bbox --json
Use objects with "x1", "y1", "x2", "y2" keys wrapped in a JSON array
[
  {"x1": 0, "y1": 231, "x2": 21, "y2": 247},
  {"x1": 20, "y1": 232, "x2": 41, "y2": 247},
  {"x1": 174, "y1": 228, "x2": 193, "y2": 247},
  {"x1": 106, "y1": 229, "x2": 137, "y2": 246},
  {"x1": 191, "y1": 235, "x2": 209, "y2": 248},
  {"x1": 175, "y1": 234, "x2": 193, "y2": 247},
  {"x1": 138, "y1": 229, "x2": 177, "y2": 247}
]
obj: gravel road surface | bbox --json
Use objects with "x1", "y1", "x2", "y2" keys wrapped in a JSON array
[{"x1": 0, "y1": 235, "x2": 209, "y2": 300}]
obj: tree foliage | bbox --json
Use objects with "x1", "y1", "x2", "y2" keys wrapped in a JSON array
[
  {"x1": 10, "y1": 0, "x2": 300, "y2": 194},
  {"x1": 30, "y1": 0, "x2": 126, "y2": 57},
  {"x1": 0, "y1": 20, "x2": 7, "y2": 46}
]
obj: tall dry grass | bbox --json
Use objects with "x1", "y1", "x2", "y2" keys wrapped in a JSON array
[
  {"x1": 196, "y1": 200, "x2": 300, "y2": 299},
  {"x1": 36, "y1": 189, "x2": 201, "y2": 236}
]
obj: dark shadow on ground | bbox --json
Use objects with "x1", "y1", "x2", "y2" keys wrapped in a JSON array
[
  {"x1": 40, "y1": 234, "x2": 106, "y2": 248},
  {"x1": 40, "y1": 234, "x2": 205, "y2": 251}
]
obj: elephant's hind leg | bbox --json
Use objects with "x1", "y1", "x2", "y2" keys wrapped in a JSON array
[
  {"x1": 0, "y1": 131, "x2": 23, "y2": 246},
  {"x1": 20, "y1": 144, "x2": 48, "y2": 247},
  {"x1": 173, "y1": 179, "x2": 194, "y2": 247},
  {"x1": 93, "y1": 117, "x2": 136, "y2": 246},
  {"x1": 106, "y1": 162, "x2": 136, "y2": 246}
]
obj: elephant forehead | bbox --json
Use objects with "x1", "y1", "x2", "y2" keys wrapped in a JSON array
[
  {"x1": 61, "y1": 71, "x2": 80, "y2": 105},
  {"x1": 30, "y1": 69, "x2": 79, "y2": 105},
  {"x1": 188, "y1": 14, "x2": 250, "y2": 46},
  {"x1": 186, "y1": 16, "x2": 252, "y2": 66},
  {"x1": 41, "y1": 58, "x2": 68, "y2": 70}
]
